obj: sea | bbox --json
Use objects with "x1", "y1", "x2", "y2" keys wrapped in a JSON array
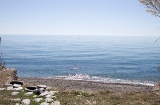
[{"x1": 1, "y1": 35, "x2": 160, "y2": 86}]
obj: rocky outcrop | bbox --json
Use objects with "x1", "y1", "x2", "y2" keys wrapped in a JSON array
[{"x1": 0, "y1": 67, "x2": 18, "y2": 86}]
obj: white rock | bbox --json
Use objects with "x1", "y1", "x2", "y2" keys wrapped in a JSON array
[
  {"x1": 14, "y1": 87, "x2": 23, "y2": 91},
  {"x1": 46, "y1": 95, "x2": 52, "y2": 98},
  {"x1": 22, "y1": 99, "x2": 31, "y2": 105},
  {"x1": 13, "y1": 84, "x2": 22, "y2": 88},
  {"x1": 40, "y1": 91, "x2": 50, "y2": 96},
  {"x1": 40, "y1": 102, "x2": 49, "y2": 105},
  {"x1": 45, "y1": 98, "x2": 53, "y2": 103},
  {"x1": 5, "y1": 84, "x2": 12, "y2": 87},
  {"x1": 0, "y1": 88, "x2": 6, "y2": 91},
  {"x1": 25, "y1": 92, "x2": 33, "y2": 96},
  {"x1": 50, "y1": 91, "x2": 58, "y2": 95},
  {"x1": 50, "y1": 101, "x2": 61, "y2": 105},
  {"x1": 34, "y1": 98, "x2": 43, "y2": 102},
  {"x1": 33, "y1": 95, "x2": 37, "y2": 98},
  {"x1": 15, "y1": 103, "x2": 20, "y2": 105},
  {"x1": 11, "y1": 98, "x2": 21, "y2": 102},
  {"x1": 7, "y1": 86, "x2": 14, "y2": 90},
  {"x1": 37, "y1": 85, "x2": 47, "y2": 89},
  {"x1": 11, "y1": 92, "x2": 19, "y2": 96}
]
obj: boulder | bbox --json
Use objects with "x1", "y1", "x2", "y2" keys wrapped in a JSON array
[
  {"x1": 14, "y1": 87, "x2": 23, "y2": 91},
  {"x1": 0, "y1": 68, "x2": 17, "y2": 86},
  {"x1": 13, "y1": 84, "x2": 22, "y2": 88},
  {"x1": 7, "y1": 86, "x2": 14, "y2": 90}
]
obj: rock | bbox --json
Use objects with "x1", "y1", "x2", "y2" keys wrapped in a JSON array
[
  {"x1": 10, "y1": 80, "x2": 23, "y2": 86},
  {"x1": 46, "y1": 94, "x2": 52, "y2": 98},
  {"x1": 50, "y1": 101, "x2": 61, "y2": 105},
  {"x1": 13, "y1": 84, "x2": 22, "y2": 88},
  {"x1": 33, "y1": 89, "x2": 41, "y2": 95},
  {"x1": 34, "y1": 98, "x2": 43, "y2": 102},
  {"x1": 26, "y1": 86, "x2": 37, "y2": 90},
  {"x1": 45, "y1": 98, "x2": 54, "y2": 103},
  {"x1": 11, "y1": 98, "x2": 21, "y2": 102},
  {"x1": 14, "y1": 87, "x2": 23, "y2": 91},
  {"x1": 50, "y1": 91, "x2": 58, "y2": 95},
  {"x1": 7, "y1": 86, "x2": 14, "y2": 90},
  {"x1": 37, "y1": 85, "x2": 47, "y2": 89},
  {"x1": 39, "y1": 88, "x2": 45, "y2": 93},
  {"x1": 5, "y1": 84, "x2": 12, "y2": 87},
  {"x1": 15, "y1": 103, "x2": 20, "y2": 105},
  {"x1": 22, "y1": 99, "x2": 31, "y2": 105},
  {"x1": 40, "y1": 102, "x2": 49, "y2": 105},
  {"x1": 24, "y1": 92, "x2": 33, "y2": 96},
  {"x1": 11, "y1": 92, "x2": 19, "y2": 96},
  {"x1": 0, "y1": 88, "x2": 6, "y2": 90},
  {"x1": 40, "y1": 91, "x2": 50, "y2": 96}
]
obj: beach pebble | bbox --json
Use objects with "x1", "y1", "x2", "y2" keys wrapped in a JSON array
[
  {"x1": 37, "y1": 85, "x2": 47, "y2": 89},
  {"x1": 24, "y1": 92, "x2": 33, "y2": 96},
  {"x1": 40, "y1": 102, "x2": 49, "y2": 105},
  {"x1": 34, "y1": 98, "x2": 43, "y2": 102},
  {"x1": 0, "y1": 88, "x2": 6, "y2": 91},
  {"x1": 22, "y1": 99, "x2": 31, "y2": 105},
  {"x1": 50, "y1": 101, "x2": 61, "y2": 105},
  {"x1": 11, "y1": 98, "x2": 21, "y2": 102},
  {"x1": 45, "y1": 98, "x2": 53, "y2": 103},
  {"x1": 11, "y1": 92, "x2": 19, "y2": 96}
]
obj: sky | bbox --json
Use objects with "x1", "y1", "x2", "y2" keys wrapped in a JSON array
[{"x1": 0, "y1": 0, "x2": 160, "y2": 36}]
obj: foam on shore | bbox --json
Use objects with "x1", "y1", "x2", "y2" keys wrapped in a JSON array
[{"x1": 47, "y1": 74, "x2": 155, "y2": 87}]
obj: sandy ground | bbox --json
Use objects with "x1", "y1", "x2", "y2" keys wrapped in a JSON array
[{"x1": 19, "y1": 77, "x2": 153, "y2": 92}]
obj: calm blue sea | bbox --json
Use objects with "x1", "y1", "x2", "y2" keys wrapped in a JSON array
[{"x1": 1, "y1": 35, "x2": 160, "y2": 85}]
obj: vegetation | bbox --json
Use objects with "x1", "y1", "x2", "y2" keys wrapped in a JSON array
[
  {"x1": 140, "y1": 0, "x2": 160, "y2": 17},
  {"x1": 0, "y1": 89, "x2": 160, "y2": 105}
]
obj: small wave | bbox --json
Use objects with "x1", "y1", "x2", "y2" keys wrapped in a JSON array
[{"x1": 48, "y1": 74, "x2": 155, "y2": 86}]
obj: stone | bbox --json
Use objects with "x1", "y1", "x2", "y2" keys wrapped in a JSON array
[
  {"x1": 0, "y1": 88, "x2": 6, "y2": 91},
  {"x1": 10, "y1": 80, "x2": 23, "y2": 85},
  {"x1": 11, "y1": 92, "x2": 19, "y2": 96},
  {"x1": 25, "y1": 92, "x2": 33, "y2": 96},
  {"x1": 45, "y1": 98, "x2": 54, "y2": 103},
  {"x1": 46, "y1": 94, "x2": 52, "y2": 98},
  {"x1": 7, "y1": 86, "x2": 14, "y2": 90},
  {"x1": 14, "y1": 87, "x2": 23, "y2": 91},
  {"x1": 11, "y1": 98, "x2": 21, "y2": 102},
  {"x1": 37, "y1": 85, "x2": 47, "y2": 89},
  {"x1": 15, "y1": 103, "x2": 20, "y2": 105},
  {"x1": 50, "y1": 101, "x2": 61, "y2": 105},
  {"x1": 40, "y1": 91, "x2": 50, "y2": 96},
  {"x1": 40, "y1": 102, "x2": 49, "y2": 105},
  {"x1": 26, "y1": 86, "x2": 37, "y2": 90},
  {"x1": 39, "y1": 88, "x2": 45, "y2": 93},
  {"x1": 22, "y1": 99, "x2": 31, "y2": 105},
  {"x1": 13, "y1": 84, "x2": 22, "y2": 88},
  {"x1": 33, "y1": 89, "x2": 41, "y2": 95},
  {"x1": 34, "y1": 98, "x2": 43, "y2": 102},
  {"x1": 50, "y1": 91, "x2": 58, "y2": 95},
  {"x1": 5, "y1": 84, "x2": 12, "y2": 87}
]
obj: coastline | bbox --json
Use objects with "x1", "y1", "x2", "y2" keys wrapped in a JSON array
[{"x1": 19, "y1": 77, "x2": 154, "y2": 92}]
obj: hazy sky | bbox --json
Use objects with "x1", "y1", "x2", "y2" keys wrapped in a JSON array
[{"x1": 0, "y1": 0, "x2": 159, "y2": 36}]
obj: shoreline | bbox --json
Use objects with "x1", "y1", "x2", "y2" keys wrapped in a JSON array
[{"x1": 19, "y1": 77, "x2": 154, "y2": 92}]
